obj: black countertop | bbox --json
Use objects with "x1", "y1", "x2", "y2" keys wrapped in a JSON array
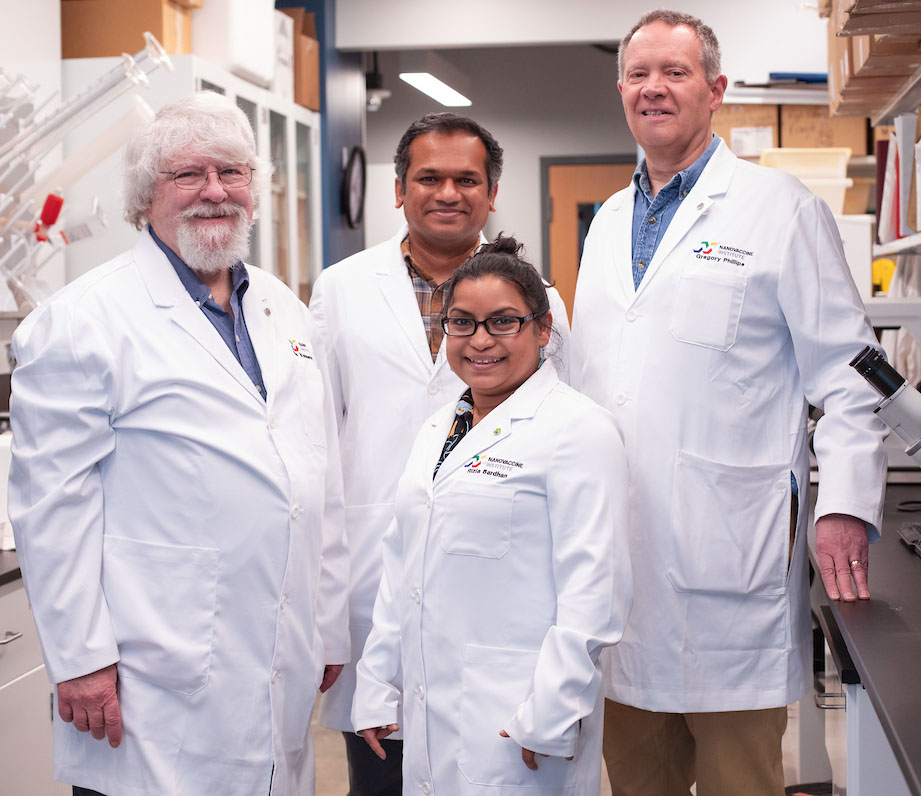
[
  {"x1": 0, "y1": 549, "x2": 21, "y2": 587},
  {"x1": 814, "y1": 484, "x2": 921, "y2": 796}
]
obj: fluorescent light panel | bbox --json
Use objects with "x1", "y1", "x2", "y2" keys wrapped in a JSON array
[{"x1": 399, "y1": 72, "x2": 472, "y2": 106}]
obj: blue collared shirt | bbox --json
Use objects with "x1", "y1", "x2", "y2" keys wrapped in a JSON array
[
  {"x1": 631, "y1": 134, "x2": 720, "y2": 289},
  {"x1": 149, "y1": 226, "x2": 267, "y2": 400}
]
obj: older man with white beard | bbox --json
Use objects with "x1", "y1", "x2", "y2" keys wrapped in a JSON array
[{"x1": 8, "y1": 91, "x2": 349, "y2": 796}]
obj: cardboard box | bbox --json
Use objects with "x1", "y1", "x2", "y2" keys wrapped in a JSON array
[
  {"x1": 851, "y1": 33, "x2": 921, "y2": 75},
  {"x1": 281, "y1": 9, "x2": 320, "y2": 111},
  {"x1": 841, "y1": 9, "x2": 921, "y2": 35},
  {"x1": 712, "y1": 104, "x2": 778, "y2": 157},
  {"x1": 781, "y1": 105, "x2": 868, "y2": 154},
  {"x1": 62, "y1": 0, "x2": 192, "y2": 58}
]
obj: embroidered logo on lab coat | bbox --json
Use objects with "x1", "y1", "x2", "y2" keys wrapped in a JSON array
[
  {"x1": 692, "y1": 241, "x2": 754, "y2": 267},
  {"x1": 289, "y1": 339, "x2": 313, "y2": 359},
  {"x1": 463, "y1": 454, "x2": 523, "y2": 479}
]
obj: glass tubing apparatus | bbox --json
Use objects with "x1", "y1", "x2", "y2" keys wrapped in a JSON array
[{"x1": 0, "y1": 33, "x2": 172, "y2": 312}]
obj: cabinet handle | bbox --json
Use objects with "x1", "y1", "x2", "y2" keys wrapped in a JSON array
[
  {"x1": 0, "y1": 630, "x2": 23, "y2": 645},
  {"x1": 815, "y1": 691, "x2": 846, "y2": 710}
]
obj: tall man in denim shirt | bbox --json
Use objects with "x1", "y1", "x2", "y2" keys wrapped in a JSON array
[{"x1": 571, "y1": 10, "x2": 886, "y2": 796}]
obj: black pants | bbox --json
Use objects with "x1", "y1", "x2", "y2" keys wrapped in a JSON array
[
  {"x1": 73, "y1": 788, "x2": 106, "y2": 796},
  {"x1": 343, "y1": 732, "x2": 403, "y2": 796}
]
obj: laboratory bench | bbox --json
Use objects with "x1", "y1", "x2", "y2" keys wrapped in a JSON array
[{"x1": 812, "y1": 483, "x2": 921, "y2": 796}]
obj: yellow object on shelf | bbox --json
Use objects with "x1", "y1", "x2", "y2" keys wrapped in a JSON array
[{"x1": 873, "y1": 257, "x2": 897, "y2": 294}]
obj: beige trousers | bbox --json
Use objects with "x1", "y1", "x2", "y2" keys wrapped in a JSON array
[{"x1": 602, "y1": 699, "x2": 787, "y2": 796}]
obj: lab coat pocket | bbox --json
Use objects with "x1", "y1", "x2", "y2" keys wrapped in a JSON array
[
  {"x1": 669, "y1": 272, "x2": 746, "y2": 351},
  {"x1": 102, "y1": 536, "x2": 220, "y2": 694},
  {"x1": 458, "y1": 644, "x2": 576, "y2": 792},
  {"x1": 438, "y1": 485, "x2": 514, "y2": 559},
  {"x1": 294, "y1": 358, "x2": 328, "y2": 449},
  {"x1": 668, "y1": 450, "x2": 789, "y2": 596}
]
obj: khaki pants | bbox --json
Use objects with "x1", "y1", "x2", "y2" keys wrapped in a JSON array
[{"x1": 602, "y1": 699, "x2": 787, "y2": 796}]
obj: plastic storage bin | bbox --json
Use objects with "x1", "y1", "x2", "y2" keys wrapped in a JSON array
[{"x1": 759, "y1": 147, "x2": 851, "y2": 179}]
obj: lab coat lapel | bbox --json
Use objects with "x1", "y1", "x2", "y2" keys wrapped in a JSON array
[
  {"x1": 433, "y1": 363, "x2": 559, "y2": 483},
  {"x1": 376, "y1": 232, "x2": 434, "y2": 370},
  {"x1": 132, "y1": 230, "x2": 266, "y2": 404},
  {"x1": 241, "y1": 281, "x2": 278, "y2": 407},
  {"x1": 601, "y1": 188, "x2": 638, "y2": 304},
  {"x1": 635, "y1": 141, "x2": 736, "y2": 298}
]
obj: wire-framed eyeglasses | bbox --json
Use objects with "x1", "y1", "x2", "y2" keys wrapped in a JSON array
[
  {"x1": 159, "y1": 165, "x2": 254, "y2": 190},
  {"x1": 441, "y1": 314, "x2": 537, "y2": 337}
]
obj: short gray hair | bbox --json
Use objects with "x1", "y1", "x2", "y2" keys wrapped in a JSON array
[
  {"x1": 123, "y1": 91, "x2": 272, "y2": 229},
  {"x1": 618, "y1": 9, "x2": 722, "y2": 84}
]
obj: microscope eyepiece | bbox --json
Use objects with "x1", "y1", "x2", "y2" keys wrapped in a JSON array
[{"x1": 850, "y1": 345, "x2": 905, "y2": 398}]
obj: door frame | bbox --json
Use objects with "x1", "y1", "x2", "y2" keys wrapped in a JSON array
[{"x1": 539, "y1": 153, "x2": 637, "y2": 278}]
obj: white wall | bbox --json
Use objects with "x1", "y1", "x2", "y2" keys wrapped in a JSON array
[{"x1": 338, "y1": 0, "x2": 828, "y2": 85}]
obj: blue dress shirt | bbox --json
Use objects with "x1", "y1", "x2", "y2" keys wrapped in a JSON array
[
  {"x1": 630, "y1": 134, "x2": 720, "y2": 289},
  {"x1": 149, "y1": 226, "x2": 267, "y2": 400}
]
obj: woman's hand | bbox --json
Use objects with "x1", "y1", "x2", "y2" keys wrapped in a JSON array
[
  {"x1": 358, "y1": 724, "x2": 400, "y2": 760},
  {"x1": 499, "y1": 729, "x2": 573, "y2": 770}
]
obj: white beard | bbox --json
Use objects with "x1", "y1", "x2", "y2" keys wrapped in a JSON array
[{"x1": 176, "y1": 203, "x2": 252, "y2": 275}]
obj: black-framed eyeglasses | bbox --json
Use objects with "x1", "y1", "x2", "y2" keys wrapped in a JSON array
[
  {"x1": 159, "y1": 165, "x2": 254, "y2": 190},
  {"x1": 441, "y1": 314, "x2": 536, "y2": 337}
]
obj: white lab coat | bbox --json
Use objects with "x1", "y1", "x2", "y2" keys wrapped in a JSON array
[
  {"x1": 9, "y1": 229, "x2": 350, "y2": 796},
  {"x1": 570, "y1": 140, "x2": 887, "y2": 713},
  {"x1": 309, "y1": 225, "x2": 571, "y2": 731},
  {"x1": 352, "y1": 362, "x2": 632, "y2": 795}
]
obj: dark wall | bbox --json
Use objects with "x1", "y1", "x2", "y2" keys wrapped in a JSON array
[{"x1": 277, "y1": 0, "x2": 365, "y2": 268}]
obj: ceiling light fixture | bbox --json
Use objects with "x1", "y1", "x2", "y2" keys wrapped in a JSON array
[{"x1": 398, "y1": 50, "x2": 472, "y2": 107}]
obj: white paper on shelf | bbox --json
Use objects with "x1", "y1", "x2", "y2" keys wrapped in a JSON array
[
  {"x1": 729, "y1": 126, "x2": 774, "y2": 158},
  {"x1": 894, "y1": 112, "x2": 918, "y2": 237},
  {"x1": 879, "y1": 130, "x2": 899, "y2": 245}
]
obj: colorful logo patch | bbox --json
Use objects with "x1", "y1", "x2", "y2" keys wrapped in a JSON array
[{"x1": 289, "y1": 339, "x2": 313, "y2": 359}]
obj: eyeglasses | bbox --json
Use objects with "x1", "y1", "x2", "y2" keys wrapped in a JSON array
[
  {"x1": 159, "y1": 165, "x2": 254, "y2": 190},
  {"x1": 441, "y1": 314, "x2": 536, "y2": 336}
]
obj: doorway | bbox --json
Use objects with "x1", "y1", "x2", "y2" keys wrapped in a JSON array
[{"x1": 541, "y1": 157, "x2": 636, "y2": 319}]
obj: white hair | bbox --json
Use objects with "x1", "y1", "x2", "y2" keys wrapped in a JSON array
[{"x1": 123, "y1": 91, "x2": 272, "y2": 229}]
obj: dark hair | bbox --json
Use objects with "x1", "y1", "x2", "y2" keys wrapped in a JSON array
[
  {"x1": 619, "y1": 9, "x2": 722, "y2": 84},
  {"x1": 394, "y1": 112, "x2": 504, "y2": 191},
  {"x1": 442, "y1": 234, "x2": 551, "y2": 329}
]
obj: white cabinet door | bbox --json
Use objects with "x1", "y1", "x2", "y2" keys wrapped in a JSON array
[{"x1": 0, "y1": 664, "x2": 68, "y2": 795}]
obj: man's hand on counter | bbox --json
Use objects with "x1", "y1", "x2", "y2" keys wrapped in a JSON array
[
  {"x1": 57, "y1": 663, "x2": 122, "y2": 748},
  {"x1": 815, "y1": 513, "x2": 870, "y2": 602}
]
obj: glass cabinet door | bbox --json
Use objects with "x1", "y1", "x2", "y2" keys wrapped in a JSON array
[
  {"x1": 295, "y1": 122, "x2": 313, "y2": 304},
  {"x1": 235, "y1": 97, "x2": 260, "y2": 268},
  {"x1": 269, "y1": 110, "x2": 290, "y2": 288}
]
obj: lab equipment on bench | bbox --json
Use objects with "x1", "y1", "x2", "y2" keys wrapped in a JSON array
[{"x1": 851, "y1": 345, "x2": 921, "y2": 465}]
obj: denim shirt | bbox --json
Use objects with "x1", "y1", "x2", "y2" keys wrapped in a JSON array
[
  {"x1": 630, "y1": 134, "x2": 720, "y2": 289},
  {"x1": 149, "y1": 225, "x2": 267, "y2": 399}
]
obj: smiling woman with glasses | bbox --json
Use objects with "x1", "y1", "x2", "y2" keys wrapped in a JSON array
[{"x1": 353, "y1": 234, "x2": 633, "y2": 795}]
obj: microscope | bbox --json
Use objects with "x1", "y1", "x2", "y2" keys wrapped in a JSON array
[{"x1": 851, "y1": 345, "x2": 921, "y2": 556}]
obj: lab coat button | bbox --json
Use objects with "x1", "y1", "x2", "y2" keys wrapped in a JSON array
[
  {"x1": 424, "y1": 496, "x2": 432, "y2": 508},
  {"x1": 269, "y1": 417, "x2": 278, "y2": 430},
  {"x1": 411, "y1": 588, "x2": 421, "y2": 603},
  {"x1": 421, "y1": 782, "x2": 431, "y2": 795},
  {"x1": 291, "y1": 505, "x2": 302, "y2": 519},
  {"x1": 280, "y1": 594, "x2": 288, "y2": 610},
  {"x1": 271, "y1": 670, "x2": 279, "y2": 684},
  {"x1": 416, "y1": 685, "x2": 424, "y2": 700},
  {"x1": 427, "y1": 383, "x2": 438, "y2": 395},
  {"x1": 615, "y1": 393, "x2": 628, "y2": 406},
  {"x1": 626, "y1": 309, "x2": 638, "y2": 322}
]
